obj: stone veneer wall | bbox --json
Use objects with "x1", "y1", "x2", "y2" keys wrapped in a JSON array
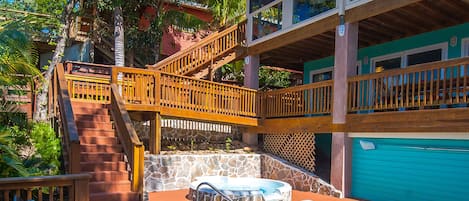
[
  {"x1": 144, "y1": 153, "x2": 261, "y2": 192},
  {"x1": 261, "y1": 154, "x2": 342, "y2": 198}
]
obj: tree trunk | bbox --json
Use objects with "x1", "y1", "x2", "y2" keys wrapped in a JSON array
[
  {"x1": 33, "y1": 0, "x2": 76, "y2": 122},
  {"x1": 114, "y1": 6, "x2": 125, "y2": 66}
]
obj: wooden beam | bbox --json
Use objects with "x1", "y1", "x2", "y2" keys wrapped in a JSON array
[
  {"x1": 346, "y1": 108, "x2": 469, "y2": 132},
  {"x1": 159, "y1": 107, "x2": 259, "y2": 127},
  {"x1": 247, "y1": 116, "x2": 332, "y2": 134},
  {"x1": 150, "y1": 112, "x2": 161, "y2": 154}
]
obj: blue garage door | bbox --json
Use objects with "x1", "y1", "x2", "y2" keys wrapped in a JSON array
[{"x1": 351, "y1": 138, "x2": 469, "y2": 201}]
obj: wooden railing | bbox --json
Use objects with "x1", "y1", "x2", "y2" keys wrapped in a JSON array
[
  {"x1": 148, "y1": 21, "x2": 246, "y2": 75},
  {"x1": 109, "y1": 84, "x2": 144, "y2": 193},
  {"x1": 348, "y1": 57, "x2": 469, "y2": 112},
  {"x1": 0, "y1": 174, "x2": 90, "y2": 201},
  {"x1": 56, "y1": 63, "x2": 81, "y2": 174},
  {"x1": 259, "y1": 81, "x2": 333, "y2": 118},
  {"x1": 65, "y1": 74, "x2": 111, "y2": 103},
  {"x1": 113, "y1": 67, "x2": 258, "y2": 118}
]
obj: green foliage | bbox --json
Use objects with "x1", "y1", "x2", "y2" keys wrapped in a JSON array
[
  {"x1": 0, "y1": 130, "x2": 29, "y2": 177},
  {"x1": 0, "y1": 22, "x2": 40, "y2": 85},
  {"x1": 204, "y1": 0, "x2": 245, "y2": 27},
  {"x1": 0, "y1": 120, "x2": 61, "y2": 177},
  {"x1": 225, "y1": 137, "x2": 232, "y2": 152},
  {"x1": 259, "y1": 68, "x2": 291, "y2": 90},
  {"x1": 25, "y1": 123, "x2": 61, "y2": 176}
]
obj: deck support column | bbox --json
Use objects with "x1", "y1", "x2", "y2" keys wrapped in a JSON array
[
  {"x1": 150, "y1": 112, "x2": 162, "y2": 154},
  {"x1": 243, "y1": 55, "x2": 260, "y2": 145},
  {"x1": 331, "y1": 22, "x2": 358, "y2": 197}
]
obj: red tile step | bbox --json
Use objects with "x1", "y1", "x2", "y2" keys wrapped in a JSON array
[
  {"x1": 74, "y1": 114, "x2": 111, "y2": 122},
  {"x1": 80, "y1": 144, "x2": 123, "y2": 153},
  {"x1": 76, "y1": 121, "x2": 113, "y2": 130},
  {"x1": 89, "y1": 192, "x2": 139, "y2": 201},
  {"x1": 89, "y1": 181, "x2": 131, "y2": 194},
  {"x1": 78, "y1": 128, "x2": 115, "y2": 137},
  {"x1": 79, "y1": 136, "x2": 118, "y2": 145},
  {"x1": 88, "y1": 171, "x2": 129, "y2": 182},
  {"x1": 81, "y1": 152, "x2": 124, "y2": 162},
  {"x1": 72, "y1": 107, "x2": 108, "y2": 115},
  {"x1": 80, "y1": 161, "x2": 127, "y2": 172}
]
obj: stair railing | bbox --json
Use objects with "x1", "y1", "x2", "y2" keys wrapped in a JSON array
[
  {"x1": 195, "y1": 182, "x2": 233, "y2": 201},
  {"x1": 109, "y1": 83, "x2": 144, "y2": 194},
  {"x1": 147, "y1": 21, "x2": 247, "y2": 75},
  {"x1": 55, "y1": 63, "x2": 81, "y2": 174}
]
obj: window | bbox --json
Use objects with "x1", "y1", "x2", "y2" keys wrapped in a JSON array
[
  {"x1": 371, "y1": 43, "x2": 448, "y2": 72},
  {"x1": 310, "y1": 67, "x2": 333, "y2": 83},
  {"x1": 293, "y1": 0, "x2": 335, "y2": 24},
  {"x1": 407, "y1": 49, "x2": 442, "y2": 66},
  {"x1": 462, "y1": 38, "x2": 469, "y2": 57}
]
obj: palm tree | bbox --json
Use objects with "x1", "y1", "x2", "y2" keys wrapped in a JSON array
[
  {"x1": 114, "y1": 5, "x2": 125, "y2": 66},
  {"x1": 34, "y1": 0, "x2": 77, "y2": 122}
]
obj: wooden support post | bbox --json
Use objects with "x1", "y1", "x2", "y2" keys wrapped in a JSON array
[
  {"x1": 74, "y1": 176, "x2": 90, "y2": 201},
  {"x1": 243, "y1": 55, "x2": 260, "y2": 145},
  {"x1": 331, "y1": 22, "x2": 358, "y2": 197},
  {"x1": 150, "y1": 112, "x2": 162, "y2": 154}
]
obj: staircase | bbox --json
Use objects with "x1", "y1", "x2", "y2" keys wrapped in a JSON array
[
  {"x1": 147, "y1": 21, "x2": 247, "y2": 77},
  {"x1": 72, "y1": 101, "x2": 139, "y2": 201}
]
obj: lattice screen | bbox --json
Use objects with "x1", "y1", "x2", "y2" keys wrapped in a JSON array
[{"x1": 262, "y1": 133, "x2": 316, "y2": 172}]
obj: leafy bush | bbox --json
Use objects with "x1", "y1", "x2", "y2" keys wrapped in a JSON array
[
  {"x1": 0, "y1": 122, "x2": 61, "y2": 177},
  {"x1": 25, "y1": 123, "x2": 61, "y2": 176}
]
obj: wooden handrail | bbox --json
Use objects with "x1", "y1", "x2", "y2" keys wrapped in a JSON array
[
  {"x1": 0, "y1": 173, "x2": 91, "y2": 201},
  {"x1": 147, "y1": 21, "x2": 247, "y2": 75},
  {"x1": 109, "y1": 84, "x2": 144, "y2": 193},
  {"x1": 56, "y1": 63, "x2": 81, "y2": 174},
  {"x1": 348, "y1": 57, "x2": 469, "y2": 112},
  {"x1": 260, "y1": 80, "x2": 333, "y2": 118}
]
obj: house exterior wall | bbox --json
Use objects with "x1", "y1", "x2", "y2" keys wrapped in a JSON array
[
  {"x1": 350, "y1": 138, "x2": 469, "y2": 201},
  {"x1": 304, "y1": 23, "x2": 469, "y2": 83},
  {"x1": 300, "y1": 23, "x2": 469, "y2": 200}
]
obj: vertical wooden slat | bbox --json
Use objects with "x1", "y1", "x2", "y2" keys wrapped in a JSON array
[{"x1": 4, "y1": 190, "x2": 9, "y2": 201}]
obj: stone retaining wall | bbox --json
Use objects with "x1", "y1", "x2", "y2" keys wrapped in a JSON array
[
  {"x1": 261, "y1": 154, "x2": 342, "y2": 198},
  {"x1": 144, "y1": 153, "x2": 261, "y2": 192}
]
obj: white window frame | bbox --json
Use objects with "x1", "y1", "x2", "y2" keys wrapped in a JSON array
[
  {"x1": 462, "y1": 37, "x2": 469, "y2": 57},
  {"x1": 309, "y1": 67, "x2": 333, "y2": 83},
  {"x1": 370, "y1": 42, "x2": 448, "y2": 73}
]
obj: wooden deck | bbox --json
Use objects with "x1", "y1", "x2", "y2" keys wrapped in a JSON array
[
  {"x1": 149, "y1": 189, "x2": 358, "y2": 201},
  {"x1": 63, "y1": 58, "x2": 469, "y2": 130}
]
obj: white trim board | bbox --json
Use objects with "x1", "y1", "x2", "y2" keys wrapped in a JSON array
[{"x1": 349, "y1": 132, "x2": 469, "y2": 140}]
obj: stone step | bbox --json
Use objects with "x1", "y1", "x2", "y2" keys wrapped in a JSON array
[
  {"x1": 78, "y1": 128, "x2": 115, "y2": 137},
  {"x1": 89, "y1": 192, "x2": 139, "y2": 201},
  {"x1": 81, "y1": 152, "x2": 124, "y2": 162},
  {"x1": 89, "y1": 181, "x2": 131, "y2": 194},
  {"x1": 88, "y1": 171, "x2": 129, "y2": 182},
  {"x1": 80, "y1": 161, "x2": 127, "y2": 172},
  {"x1": 80, "y1": 144, "x2": 123, "y2": 153},
  {"x1": 76, "y1": 120, "x2": 113, "y2": 130},
  {"x1": 79, "y1": 136, "x2": 119, "y2": 145}
]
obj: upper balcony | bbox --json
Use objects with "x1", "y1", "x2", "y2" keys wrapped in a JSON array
[{"x1": 246, "y1": 0, "x2": 368, "y2": 46}]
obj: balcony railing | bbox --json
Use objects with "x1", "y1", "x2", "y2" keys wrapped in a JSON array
[
  {"x1": 348, "y1": 57, "x2": 469, "y2": 112},
  {"x1": 259, "y1": 80, "x2": 333, "y2": 118}
]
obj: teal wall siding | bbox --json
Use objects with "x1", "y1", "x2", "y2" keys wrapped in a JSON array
[
  {"x1": 303, "y1": 23, "x2": 469, "y2": 82},
  {"x1": 351, "y1": 138, "x2": 469, "y2": 201}
]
